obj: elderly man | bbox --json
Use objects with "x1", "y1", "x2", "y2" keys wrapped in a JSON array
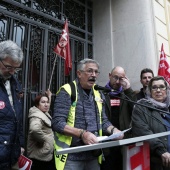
[
  {"x1": 0, "y1": 40, "x2": 24, "y2": 170},
  {"x1": 52, "y1": 59, "x2": 123, "y2": 170}
]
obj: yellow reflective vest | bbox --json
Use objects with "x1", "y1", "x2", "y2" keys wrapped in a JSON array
[{"x1": 54, "y1": 81, "x2": 103, "y2": 170}]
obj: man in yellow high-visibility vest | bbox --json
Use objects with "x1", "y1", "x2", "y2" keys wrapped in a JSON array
[{"x1": 52, "y1": 58, "x2": 123, "y2": 170}]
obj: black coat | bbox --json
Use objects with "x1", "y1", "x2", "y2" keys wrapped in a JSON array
[
  {"x1": 104, "y1": 88, "x2": 136, "y2": 138},
  {"x1": 132, "y1": 99, "x2": 169, "y2": 170},
  {"x1": 0, "y1": 76, "x2": 24, "y2": 169},
  {"x1": 136, "y1": 88, "x2": 146, "y2": 100}
]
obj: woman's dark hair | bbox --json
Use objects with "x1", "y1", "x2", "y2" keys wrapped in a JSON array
[
  {"x1": 34, "y1": 94, "x2": 49, "y2": 107},
  {"x1": 148, "y1": 76, "x2": 168, "y2": 92}
]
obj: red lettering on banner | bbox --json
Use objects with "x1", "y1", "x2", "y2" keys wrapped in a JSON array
[{"x1": 110, "y1": 99, "x2": 120, "y2": 106}]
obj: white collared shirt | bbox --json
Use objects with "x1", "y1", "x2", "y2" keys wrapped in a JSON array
[{"x1": 4, "y1": 80, "x2": 14, "y2": 108}]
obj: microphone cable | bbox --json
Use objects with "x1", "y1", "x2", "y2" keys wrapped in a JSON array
[
  {"x1": 121, "y1": 92, "x2": 170, "y2": 129},
  {"x1": 95, "y1": 84, "x2": 170, "y2": 128}
]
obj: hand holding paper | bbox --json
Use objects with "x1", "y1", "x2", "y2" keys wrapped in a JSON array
[{"x1": 97, "y1": 128, "x2": 131, "y2": 142}]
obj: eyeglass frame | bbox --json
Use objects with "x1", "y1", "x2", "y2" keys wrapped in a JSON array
[
  {"x1": 151, "y1": 85, "x2": 167, "y2": 91},
  {"x1": 0, "y1": 59, "x2": 22, "y2": 72},
  {"x1": 80, "y1": 69, "x2": 100, "y2": 76},
  {"x1": 111, "y1": 75, "x2": 124, "y2": 82}
]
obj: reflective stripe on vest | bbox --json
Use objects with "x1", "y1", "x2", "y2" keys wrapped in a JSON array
[{"x1": 54, "y1": 82, "x2": 103, "y2": 170}]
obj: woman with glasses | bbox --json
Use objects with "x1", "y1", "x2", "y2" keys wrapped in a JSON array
[{"x1": 132, "y1": 76, "x2": 170, "y2": 170}]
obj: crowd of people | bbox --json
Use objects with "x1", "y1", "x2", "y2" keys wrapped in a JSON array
[{"x1": 0, "y1": 39, "x2": 170, "y2": 170}]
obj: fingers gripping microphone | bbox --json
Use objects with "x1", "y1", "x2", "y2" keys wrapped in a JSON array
[{"x1": 94, "y1": 85, "x2": 114, "y2": 92}]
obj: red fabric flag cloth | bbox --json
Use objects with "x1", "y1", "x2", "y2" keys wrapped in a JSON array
[
  {"x1": 18, "y1": 155, "x2": 32, "y2": 170},
  {"x1": 54, "y1": 20, "x2": 72, "y2": 76},
  {"x1": 158, "y1": 43, "x2": 170, "y2": 84}
]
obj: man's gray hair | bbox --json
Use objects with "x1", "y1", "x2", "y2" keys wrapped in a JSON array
[
  {"x1": 0, "y1": 40, "x2": 23, "y2": 63},
  {"x1": 77, "y1": 58, "x2": 100, "y2": 71}
]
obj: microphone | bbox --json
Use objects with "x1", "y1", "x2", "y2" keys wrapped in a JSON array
[
  {"x1": 94, "y1": 85, "x2": 114, "y2": 92},
  {"x1": 95, "y1": 85, "x2": 170, "y2": 128}
]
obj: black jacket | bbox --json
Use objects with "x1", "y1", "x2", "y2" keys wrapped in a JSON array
[
  {"x1": 136, "y1": 88, "x2": 146, "y2": 100},
  {"x1": 132, "y1": 99, "x2": 169, "y2": 170},
  {"x1": 104, "y1": 88, "x2": 137, "y2": 138},
  {"x1": 0, "y1": 76, "x2": 24, "y2": 169}
]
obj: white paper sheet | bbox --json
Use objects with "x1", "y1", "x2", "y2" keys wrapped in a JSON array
[{"x1": 97, "y1": 128, "x2": 131, "y2": 142}]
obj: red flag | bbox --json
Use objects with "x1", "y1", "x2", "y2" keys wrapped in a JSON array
[
  {"x1": 54, "y1": 20, "x2": 72, "y2": 76},
  {"x1": 18, "y1": 155, "x2": 32, "y2": 170},
  {"x1": 158, "y1": 43, "x2": 170, "y2": 84}
]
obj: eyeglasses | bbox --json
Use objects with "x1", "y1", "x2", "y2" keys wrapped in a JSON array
[
  {"x1": 111, "y1": 76, "x2": 124, "y2": 82},
  {"x1": 151, "y1": 85, "x2": 166, "y2": 91},
  {"x1": 0, "y1": 60, "x2": 22, "y2": 72},
  {"x1": 81, "y1": 69, "x2": 100, "y2": 76}
]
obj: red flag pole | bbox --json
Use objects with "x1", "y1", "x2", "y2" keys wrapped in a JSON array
[
  {"x1": 54, "y1": 19, "x2": 72, "y2": 76},
  {"x1": 48, "y1": 19, "x2": 72, "y2": 89},
  {"x1": 48, "y1": 54, "x2": 58, "y2": 90}
]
